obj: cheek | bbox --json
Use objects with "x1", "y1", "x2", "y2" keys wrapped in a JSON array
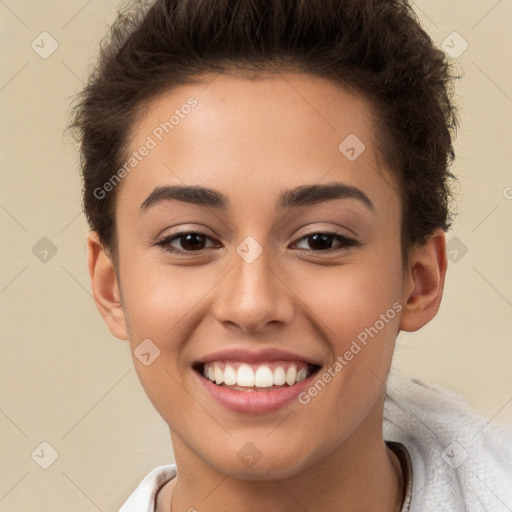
[
  {"x1": 290, "y1": 255, "x2": 403, "y2": 346},
  {"x1": 121, "y1": 258, "x2": 207, "y2": 340}
]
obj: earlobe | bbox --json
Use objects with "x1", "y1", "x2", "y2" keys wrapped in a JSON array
[
  {"x1": 399, "y1": 229, "x2": 448, "y2": 332},
  {"x1": 86, "y1": 231, "x2": 130, "y2": 340}
]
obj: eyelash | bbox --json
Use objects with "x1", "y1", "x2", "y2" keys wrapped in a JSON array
[{"x1": 154, "y1": 231, "x2": 359, "y2": 255}]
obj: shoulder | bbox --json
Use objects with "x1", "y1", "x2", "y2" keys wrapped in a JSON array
[
  {"x1": 118, "y1": 464, "x2": 177, "y2": 512},
  {"x1": 383, "y1": 371, "x2": 512, "y2": 511}
]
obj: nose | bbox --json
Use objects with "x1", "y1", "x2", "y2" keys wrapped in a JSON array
[{"x1": 211, "y1": 245, "x2": 294, "y2": 333}]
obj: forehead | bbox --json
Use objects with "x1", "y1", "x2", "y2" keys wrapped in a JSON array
[{"x1": 118, "y1": 72, "x2": 399, "y2": 219}]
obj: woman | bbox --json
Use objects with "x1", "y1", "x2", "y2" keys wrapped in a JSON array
[{"x1": 69, "y1": 0, "x2": 512, "y2": 510}]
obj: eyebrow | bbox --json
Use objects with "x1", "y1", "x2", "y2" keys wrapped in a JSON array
[{"x1": 139, "y1": 182, "x2": 375, "y2": 213}]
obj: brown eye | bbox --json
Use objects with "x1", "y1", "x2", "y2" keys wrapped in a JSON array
[
  {"x1": 177, "y1": 233, "x2": 208, "y2": 251},
  {"x1": 294, "y1": 232, "x2": 358, "y2": 253},
  {"x1": 154, "y1": 230, "x2": 358, "y2": 256},
  {"x1": 155, "y1": 232, "x2": 217, "y2": 254}
]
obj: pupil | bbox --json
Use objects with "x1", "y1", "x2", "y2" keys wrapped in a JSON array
[
  {"x1": 309, "y1": 233, "x2": 332, "y2": 250},
  {"x1": 182, "y1": 233, "x2": 205, "y2": 251}
]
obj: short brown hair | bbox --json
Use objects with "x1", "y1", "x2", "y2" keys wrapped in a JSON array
[{"x1": 68, "y1": 0, "x2": 459, "y2": 266}]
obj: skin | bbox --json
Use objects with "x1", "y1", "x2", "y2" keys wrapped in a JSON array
[{"x1": 87, "y1": 72, "x2": 447, "y2": 512}]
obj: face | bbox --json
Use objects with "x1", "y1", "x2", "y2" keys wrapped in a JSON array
[{"x1": 100, "y1": 72, "x2": 414, "y2": 479}]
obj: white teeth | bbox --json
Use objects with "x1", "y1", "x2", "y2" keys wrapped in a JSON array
[
  {"x1": 213, "y1": 364, "x2": 224, "y2": 385},
  {"x1": 296, "y1": 367, "x2": 307, "y2": 382},
  {"x1": 223, "y1": 364, "x2": 237, "y2": 385},
  {"x1": 255, "y1": 366, "x2": 273, "y2": 387},
  {"x1": 237, "y1": 364, "x2": 254, "y2": 386},
  {"x1": 285, "y1": 365, "x2": 297, "y2": 385},
  {"x1": 202, "y1": 361, "x2": 313, "y2": 388},
  {"x1": 273, "y1": 366, "x2": 286, "y2": 386}
]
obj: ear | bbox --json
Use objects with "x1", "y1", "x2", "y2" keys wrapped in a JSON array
[
  {"x1": 399, "y1": 228, "x2": 448, "y2": 332},
  {"x1": 86, "y1": 231, "x2": 130, "y2": 340}
]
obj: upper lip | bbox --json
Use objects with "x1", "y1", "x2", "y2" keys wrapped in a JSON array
[{"x1": 194, "y1": 347, "x2": 323, "y2": 366}]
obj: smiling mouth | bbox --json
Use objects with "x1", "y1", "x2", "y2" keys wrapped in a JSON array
[{"x1": 193, "y1": 360, "x2": 322, "y2": 391}]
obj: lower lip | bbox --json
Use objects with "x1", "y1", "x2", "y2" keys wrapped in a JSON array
[{"x1": 195, "y1": 369, "x2": 318, "y2": 414}]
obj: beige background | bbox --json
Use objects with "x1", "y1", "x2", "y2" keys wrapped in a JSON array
[{"x1": 0, "y1": 1, "x2": 511, "y2": 510}]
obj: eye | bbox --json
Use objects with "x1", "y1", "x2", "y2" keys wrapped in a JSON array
[
  {"x1": 292, "y1": 232, "x2": 358, "y2": 253},
  {"x1": 154, "y1": 230, "x2": 358, "y2": 255},
  {"x1": 154, "y1": 231, "x2": 218, "y2": 254}
]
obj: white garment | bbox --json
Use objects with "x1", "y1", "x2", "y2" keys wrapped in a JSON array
[
  {"x1": 119, "y1": 463, "x2": 177, "y2": 512},
  {"x1": 119, "y1": 372, "x2": 512, "y2": 512},
  {"x1": 383, "y1": 370, "x2": 512, "y2": 511}
]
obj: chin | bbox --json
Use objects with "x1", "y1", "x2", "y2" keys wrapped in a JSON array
[{"x1": 205, "y1": 444, "x2": 315, "y2": 481}]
